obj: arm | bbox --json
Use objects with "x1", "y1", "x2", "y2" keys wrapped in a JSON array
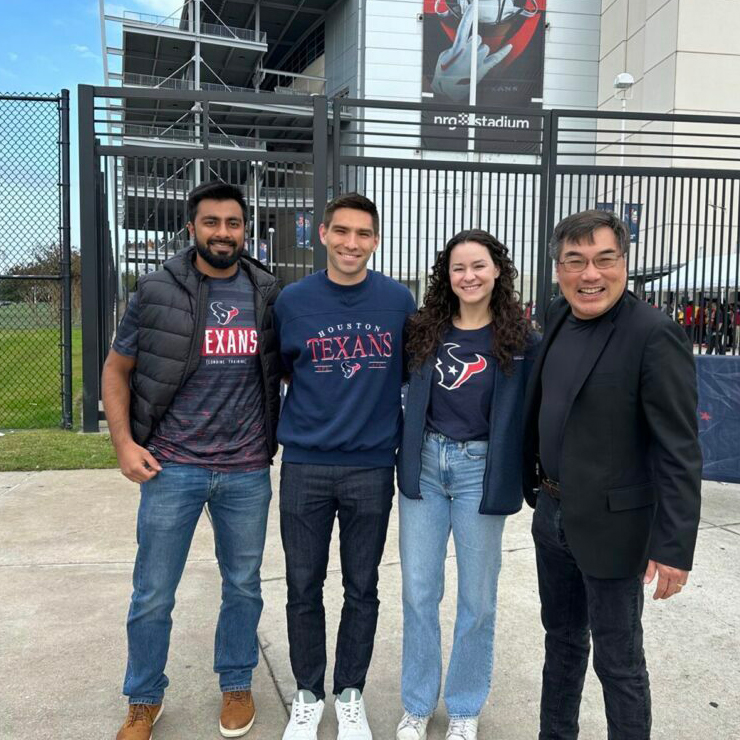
[
  {"x1": 640, "y1": 320, "x2": 702, "y2": 599},
  {"x1": 101, "y1": 349, "x2": 162, "y2": 483}
]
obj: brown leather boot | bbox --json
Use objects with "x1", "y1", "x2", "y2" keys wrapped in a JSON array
[
  {"x1": 115, "y1": 703, "x2": 163, "y2": 740},
  {"x1": 219, "y1": 690, "x2": 255, "y2": 737}
]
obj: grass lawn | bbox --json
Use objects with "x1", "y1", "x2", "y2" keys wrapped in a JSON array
[
  {"x1": 0, "y1": 428, "x2": 118, "y2": 471},
  {"x1": 0, "y1": 306, "x2": 82, "y2": 428},
  {"x1": 0, "y1": 303, "x2": 119, "y2": 471}
]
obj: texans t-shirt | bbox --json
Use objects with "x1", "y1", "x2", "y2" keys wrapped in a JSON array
[
  {"x1": 112, "y1": 270, "x2": 269, "y2": 471},
  {"x1": 426, "y1": 324, "x2": 495, "y2": 441}
]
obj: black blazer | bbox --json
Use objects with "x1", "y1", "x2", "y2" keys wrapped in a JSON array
[{"x1": 523, "y1": 292, "x2": 702, "y2": 578}]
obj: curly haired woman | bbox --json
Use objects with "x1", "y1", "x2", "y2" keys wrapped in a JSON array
[{"x1": 395, "y1": 230, "x2": 539, "y2": 740}]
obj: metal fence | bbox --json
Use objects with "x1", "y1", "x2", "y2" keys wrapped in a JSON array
[
  {"x1": 78, "y1": 84, "x2": 740, "y2": 431},
  {"x1": 0, "y1": 92, "x2": 72, "y2": 429}
]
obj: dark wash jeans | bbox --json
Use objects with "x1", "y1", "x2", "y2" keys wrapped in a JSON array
[
  {"x1": 532, "y1": 491, "x2": 651, "y2": 740},
  {"x1": 279, "y1": 462, "x2": 394, "y2": 700}
]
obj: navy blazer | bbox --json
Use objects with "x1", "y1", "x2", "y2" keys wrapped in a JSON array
[{"x1": 397, "y1": 335, "x2": 540, "y2": 515}]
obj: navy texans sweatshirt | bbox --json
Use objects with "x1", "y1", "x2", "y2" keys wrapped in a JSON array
[{"x1": 274, "y1": 269, "x2": 416, "y2": 467}]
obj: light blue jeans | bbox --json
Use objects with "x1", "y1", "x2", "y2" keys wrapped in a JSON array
[
  {"x1": 399, "y1": 430, "x2": 506, "y2": 719},
  {"x1": 123, "y1": 464, "x2": 272, "y2": 704}
]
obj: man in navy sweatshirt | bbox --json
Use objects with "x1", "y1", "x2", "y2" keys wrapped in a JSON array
[{"x1": 275, "y1": 193, "x2": 416, "y2": 740}]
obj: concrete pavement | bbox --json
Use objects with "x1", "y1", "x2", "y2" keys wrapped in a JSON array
[{"x1": 1, "y1": 466, "x2": 738, "y2": 739}]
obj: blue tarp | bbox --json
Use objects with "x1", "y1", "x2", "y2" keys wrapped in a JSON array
[{"x1": 695, "y1": 355, "x2": 740, "y2": 483}]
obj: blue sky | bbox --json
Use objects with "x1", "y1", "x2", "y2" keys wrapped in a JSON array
[{"x1": 0, "y1": 0, "x2": 183, "y2": 249}]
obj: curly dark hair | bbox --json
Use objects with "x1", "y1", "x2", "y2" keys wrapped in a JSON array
[{"x1": 407, "y1": 229, "x2": 531, "y2": 374}]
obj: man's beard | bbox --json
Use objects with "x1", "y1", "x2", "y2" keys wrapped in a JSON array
[{"x1": 195, "y1": 237, "x2": 244, "y2": 269}]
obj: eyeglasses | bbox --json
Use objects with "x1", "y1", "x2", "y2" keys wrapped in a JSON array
[{"x1": 557, "y1": 254, "x2": 624, "y2": 273}]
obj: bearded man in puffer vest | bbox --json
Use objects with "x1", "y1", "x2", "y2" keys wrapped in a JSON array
[{"x1": 102, "y1": 181, "x2": 281, "y2": 740}]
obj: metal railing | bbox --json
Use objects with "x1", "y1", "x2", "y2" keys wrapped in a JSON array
[
  {"x1": 123, "y1": 73, "x2": 195, "y2": 91},
  {"x1": 123, "y1": 123, "x2": 265, "y2": 150},
  {"x1": 121, "y1": 11, "x2": 267, "y2": 44},
  {"x1": 122, "y1": 10, "x2": 181, "y2": 28},
  {"x1": 125, "y1": 174, "x2": 189, "y2": 193},
  {"x1": 200, "y1": 21, "x2": 266, "y2": 44}
]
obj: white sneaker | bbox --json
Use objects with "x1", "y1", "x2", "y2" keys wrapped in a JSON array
[
  {"x1": 396, "y1": 711, "x2": 430, "y2": 740},
  {"x1": 335, "y1": 688, "x2": 372, "y2": 740},
  {"x1": 282, "y1": 690, "x2": 325, "y2": 740},
  {"x1": 445, "y1": 717, "x2": 478, "y2": 740}
]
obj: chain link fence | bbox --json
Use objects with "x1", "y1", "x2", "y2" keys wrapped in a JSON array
[{"x1": 0, "y1": 92, "x2": 72, "y2": 429}]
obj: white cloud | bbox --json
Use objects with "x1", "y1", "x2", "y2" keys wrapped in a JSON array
[
  {"x1": 8, "y1": 52, "x2": 18, "y2": 62},
  {"x1": 72, "y1": 44, "x2": 100, "y2": 61}
]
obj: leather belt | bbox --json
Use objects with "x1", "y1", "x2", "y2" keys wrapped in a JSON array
[{"x1": 541, "y1": 477, "x2": 561, "y2": 500}]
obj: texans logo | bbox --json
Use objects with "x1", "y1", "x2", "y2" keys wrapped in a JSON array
[
  {"x1": 210, "y1": 301, "x2": 239, "y2": 326},
  {"x1": 435, "y1": 343, "x2": 487, "y2": 390},
  {"x1": 341, "y1": 361, "x2": 361, "y2": 379}
]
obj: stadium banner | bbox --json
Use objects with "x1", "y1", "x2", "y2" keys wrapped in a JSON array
[
  {"x1": 295, "y1": 211, "x2": 312, "y2": 249},
  {"x1": 421, "y1": 0, "x2": 547, "y2": 154},
  {"x1": 696, "y1": 355, "x2": 740, "y2": 484}
]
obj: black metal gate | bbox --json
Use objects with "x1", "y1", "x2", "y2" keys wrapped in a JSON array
[
  {"x1": 78, "y1": 85, "x2": 327, "y2": 431},
  {"x1": 331, "y1": 98, "x2": 551, "y2": 314},
  {"x1": 78, "y1": 85, "x2": 740, "y2": 432},
  {"x1": 0, "y1": 92, "x2": 72, "y2": 429}
]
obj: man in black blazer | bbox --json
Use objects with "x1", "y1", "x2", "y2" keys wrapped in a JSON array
[{"x1": 523, "y1": 209, "x2": 702, "y2": 739}]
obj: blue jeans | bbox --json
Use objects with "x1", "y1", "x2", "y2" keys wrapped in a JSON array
[
  {"x1": 399, "y1": 431, "x2": 506, "y2": 719},
  {"x1": 123, "y1": 464, "x2": 272, "y2": 704},
  {"x1": 279, "y1": 462, "x2": 394, "y2": 700},
  {"x1": 532, "y1": 490, "x2": 651, "y2": 739}
]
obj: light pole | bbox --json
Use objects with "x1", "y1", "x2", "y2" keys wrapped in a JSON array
[{"x1": 613, "y1": 72, "x2": 635, "y2": 168}]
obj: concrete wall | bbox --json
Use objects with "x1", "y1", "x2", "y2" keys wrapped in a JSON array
[
  {"x1": 598, "y1": 0, "x2": 740, "y2": 116},
  {"x1": 325, "y1": 0, "x2": 360, "y2": 97}
]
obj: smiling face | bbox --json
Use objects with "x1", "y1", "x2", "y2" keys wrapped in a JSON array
[
  {"x1": 320, "y1": 207, "x2": 379, "y2": 285},
  {"x1": 556, "y1": 226, "x2": 628, "y2": 320},
  {"x1": 187, "y1": 198, "x2": 245, "y2": 275},
  {"x1": 448, "y1": 240, "x2": 500, "y2": 311}
]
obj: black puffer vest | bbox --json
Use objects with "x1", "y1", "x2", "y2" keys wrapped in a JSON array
[{"x1": 129, "y1": 247, "x2": 282, "y2": 457}]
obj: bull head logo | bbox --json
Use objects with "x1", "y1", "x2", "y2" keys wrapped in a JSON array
[
  {"x1": 435, "y1": 343, "x2": 487, "y2": 390},
  {"x1": 341, "y1": 361, "x2": 361, "y2": 379},
  {"x1": 210, "y1": 301, "x2": 239, "y2": 326}
]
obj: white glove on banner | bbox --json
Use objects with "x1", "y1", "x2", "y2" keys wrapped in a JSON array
[{"x1": 431, "y1": 2, "x2": 512, "y2": 103}]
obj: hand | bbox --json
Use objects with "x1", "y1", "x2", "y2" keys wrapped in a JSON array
[
  {"x1": 431, "y1": 3, "x2": 512, "y2": 102},
  {"x1": 643, "y1": 560, "x2": 689, "y2": 600},
  {"x1": 116, "y1": 441, "x2": 162, "y2": 483}
]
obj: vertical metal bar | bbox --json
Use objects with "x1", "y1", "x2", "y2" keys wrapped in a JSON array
[
  {"x1": 332, "y1": 102, "x2": 341, "y2": 198},
  {"x1": 78, "y1": 85, "x2": 101, "y2": 433},
  {"x1": 312, "y1": 96, "x2": 328, "y2": 272},
  {"x1": 718, "y1": 178, "x2": 729, "y2": 348},
  {"x1": 699, "y1": 179, "x2": 710, "y2": 353},
  {"x1": 414, "y1": 168, "x2": 421, "y2": 300},
  {"x1": 390, "y1": 167, "x2": 396, "y2": 279},
  {"x1": 657, "y1": 175, "x2": 669, "y2": 303},
  {"x1": 729, "y1": 178, "x2": 738, "y2": 354},
  {"x1": 58, "y1": 89, "x2": 73, "y2": 429},
  {"x1": 452, "y1": 170, "x2": 458, "y2": 235},
  {"x1": 537, "y1": 110, "x2": 557, "y2": 323},
  {"x1": 520, "y1": 173, "x2": 526, "y2": 299},
  {"x1": 443, "y1": 169, "x2": 448, "y2": 247}
]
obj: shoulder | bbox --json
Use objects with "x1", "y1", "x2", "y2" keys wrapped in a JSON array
[
  {"x1": 370, "y1": 271, "x2": 416, "y2": 307},
  {"x1": 278, "y1": 272, "x2": 320, "y2": 298},
  {"x1": 620, "y1": 293, "x2": 675, "y2": 336},
  {"x1": 274, "y1": 272, "x2": 321, "y2": 314},
  {"x1": 241, "y1": 256, "x2": 278, "y2": 289},
  {"x1": 136, "y1": 266, "x2": 177, "y2": 295}
]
